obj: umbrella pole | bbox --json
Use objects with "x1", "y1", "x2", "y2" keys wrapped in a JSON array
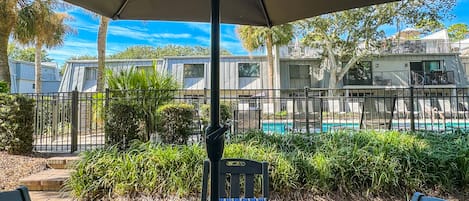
[{"x1": 206, "y1": 0, "x2": 226, "y2": 200}]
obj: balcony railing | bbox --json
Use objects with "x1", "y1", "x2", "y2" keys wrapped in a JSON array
[
  {"x1": 381, "y1": 39, "x2": 455, "y2": 54},
  {"x1": 373, "y1": 71, "x2": 409, "y2": 86},
  {"x1": 279, "y1": 45, "x2": 322, "y2": 58},
  {"x1": 343, "y1": 70, "x2": 456, "y2": 86},
  {"x1": 279, "y1": 41, "x2": 469, "y2": 58},
  {"x1": 410, "y1": 70, "x2": 455, "y2": 85}
]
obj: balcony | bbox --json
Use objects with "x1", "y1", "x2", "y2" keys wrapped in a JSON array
[
  {"x1": 279, "y1": 45, "x2": 322, "y2": 58},
  {"x1": 410, "y1": 70, "x2": 455, "y2": 85},
  {"x1": 343, "y1": 70, "x2": 455, "y2": 87},
  {"x1": 380, "y1": 39, "x2": 453, "y2": 54}
]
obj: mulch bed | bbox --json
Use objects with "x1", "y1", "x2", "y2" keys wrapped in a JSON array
[{"x1": 0, "y1": 151, "x2": 48, "y2": 191}]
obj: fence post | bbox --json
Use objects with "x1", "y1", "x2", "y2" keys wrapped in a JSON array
[
  {"x1": 258, "y1": 108, "x2": 261, "y2": 130},
  {"x1": 409, "y1": 87, "x2": 415, "y2": 132},
  {"x1": 71, "y1": 89, "x2": 79, "y2": 153},
  {"x1": 204, "y1": 88, "x2": 208, "y2": 104},
  {"x1": 319, "y1": 98, "x2": 323, "y2": 134},
  {"x1": 304, "y1": 87, "x2": 310, "y2": 135},
  {"x1": 292, "y1": 96, "x2": 296, "y2": 130}
]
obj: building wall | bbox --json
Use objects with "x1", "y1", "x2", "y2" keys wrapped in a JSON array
[
  {"x1": 8, "y1": 60, "x2": 60, "y2": 93},
  {"x1": 59, "y1": 59, "x2": 156, "y2": 92},
  {"x1": 279, "y1": 59, "x2": 322, "y2": 89},
  {"x1": 165, "y1": 56, "x2": 268, "y2": 90},
  {"x1": 59, "y1": 54, "x2": 468, "y2": 92},
  {"x1": 461, "y1": 56, "x2": 469, "y2": 84}
]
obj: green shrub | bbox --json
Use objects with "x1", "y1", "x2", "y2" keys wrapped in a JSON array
[
  {"x1": 200, "y1": 102, "x2": 232, "y2": 125},
  {"x1": 105, "y1": 100, "x2": 144, "y2": 149},
  {"x1": 157, "y1": 103, "x2": 195, "y2": 144},
  {"x1": 0, "y1": 94, "x2": 35, "y2": 154},
  {"x1": 0, "y1": 81, "x2": 9, "y2": 93}
]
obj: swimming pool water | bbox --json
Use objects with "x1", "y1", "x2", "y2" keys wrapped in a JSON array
[{"x1": 261, "y1": 122, "x2": 469, "y2": 134}]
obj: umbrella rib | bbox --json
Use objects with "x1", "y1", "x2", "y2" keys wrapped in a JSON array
[
  {"x1": 112, "y1": 0, "x2": 130, "y2": 20},
  {"x1": 258, "y1": 0, "x2": 272, "y2": 27}
]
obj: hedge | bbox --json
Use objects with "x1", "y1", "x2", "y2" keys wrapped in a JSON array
[{"x1": 0, "y1": 94, "x2": 35, "y2": 154}]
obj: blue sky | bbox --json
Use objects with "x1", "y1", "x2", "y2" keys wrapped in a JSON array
[{"x1": 48, "y1": 0, "x2": 469, "y2": 65}]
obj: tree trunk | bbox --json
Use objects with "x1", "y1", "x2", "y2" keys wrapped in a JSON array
[
  {"x1": 97, "y1": 16, "x2": 109, "y2": 92},
  {"x1": 0, "y1": 31, "x2": 11, "y2": 88},
  {"x1": 328, "y1": 61, "x2": 338, "y2": 96},
  {"x1": 266, "y1": 31, "x2": 274, "y2": 91},
  {"x1": 325, "y1": 41, "x2": 339, "y2": 95},
  {"x1": 35, "y1": 41, "x2": 42, "y2": 93},
  {"x1": 0, "y1": 0, "x2": 16, "y2": 89}
]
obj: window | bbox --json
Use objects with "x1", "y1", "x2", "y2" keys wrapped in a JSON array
[
  {"x1": 184, "y1": 64, "x2": 204, "y2": 78},
  {"x1": 238, "y1": 63, "x2": 260, "y2": 77},
  {"x1": 345, "y1": 61, "x2": 372, "y2": 85},
  {"x1": 423, "y1": 61, "x2": 440, "y2": 72},
  {"x1": 85, "y1": 67, "x2": 97, "y2": 80},
  {"x1": 289, "y1": 65, "x2": 310, "y2": 79}
]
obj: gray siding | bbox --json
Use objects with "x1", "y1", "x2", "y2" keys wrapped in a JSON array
[
  {"x1": 461, "y1": 56, "x2": 469, "y2": 84},
  {"x1": 59, "y1": 54, "x2": 468, "y2": 92},
  {"x1": 59, "y1": 59, "x2": 157, "y2": 92},
  {"x1": 165, "y1": 56, "x2": 268, "y2": 90},
  {"x1": 8, "y1": 60, "x2": 60, "y2": 93},
  {"x1": 280, "y1": 59, "x2": 321, "y2": 89}
]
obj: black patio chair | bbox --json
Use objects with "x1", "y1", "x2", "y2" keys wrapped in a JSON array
[
  {"x1": 201, "y1": 159, "x2": 269, "y2": 201},
  {"x1": 0, "y1": 186, "x2": 31, "y2": 201},
  {"x1": 411, "y1": 192, "x2": 446, "y2": 201}
]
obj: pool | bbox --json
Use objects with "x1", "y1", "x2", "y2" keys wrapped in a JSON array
[
  {"x1": 261, "y1": 121, "x2": 469, "y2": 134},
  {"x1": 261, "y1": 122, "x2": 360, "y2": 134}
]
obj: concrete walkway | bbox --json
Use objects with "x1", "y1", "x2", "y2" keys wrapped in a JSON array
[{"x1": 29, "y1": 191, "x2": 71, "y2": 201}]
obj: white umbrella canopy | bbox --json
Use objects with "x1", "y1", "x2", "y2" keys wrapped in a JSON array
[{"x1": 63, "y1": 0, "x2": 400, "y2": 199}]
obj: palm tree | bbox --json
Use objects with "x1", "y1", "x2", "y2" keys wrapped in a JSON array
[
  {"x1": 236, "y1": 25, "x2": 294, "y2": 90},
  {"x1": 0, "y1": 0, "x2": 20, "y2": 89},
  {"x1": 97, "y1": 16, "x2": 109, "y2": 92},
  {"x1": 14, "y1": 0, "x2": 70, "y2": 93}
]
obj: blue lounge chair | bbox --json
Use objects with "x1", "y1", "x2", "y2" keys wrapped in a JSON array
[{"x1": 411, "y1": 192, "x2": 446, "y2": 201}]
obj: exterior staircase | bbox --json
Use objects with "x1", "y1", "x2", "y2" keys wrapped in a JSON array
[{"x1": 19, "y1": 155, "x2": 79, "y2": 200}]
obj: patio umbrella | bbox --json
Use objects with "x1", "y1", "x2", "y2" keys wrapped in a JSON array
[{"x1": 63, "y1": 0, "x2": 400, "y2": 199}]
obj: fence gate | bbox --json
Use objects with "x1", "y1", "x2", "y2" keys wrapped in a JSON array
[{"x1": 32, "y1": 91, "x2": 105, "y2": 153}]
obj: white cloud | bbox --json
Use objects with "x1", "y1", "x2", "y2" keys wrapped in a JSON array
[
  {"x1": 186, "y1": 22, "x2": 211, "y2": 35},
  {"x1": 151, "y1": 33, "x2": 192, "y2": 39}
]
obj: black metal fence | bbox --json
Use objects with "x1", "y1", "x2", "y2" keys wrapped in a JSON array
[{"x1": 27, "y1": 87, "x2": 469, "y2": 153}]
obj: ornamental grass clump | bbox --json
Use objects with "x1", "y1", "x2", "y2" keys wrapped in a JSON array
[
  {"x1": 237, "y1": 130, "x2": 469, "y2": 195},
  {"x1": 67, "y1": 142, "x2": 289, "y2": 200},
  {"x1": 67, "y1": 130, "x2": 469, "y2": 200}
]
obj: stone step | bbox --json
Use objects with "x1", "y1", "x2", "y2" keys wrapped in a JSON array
[
  {"x1": 47, "y1": 156, "x2": 80, "y2": 169},
  {"x1": 19, "y1": 169, "x2": 72, "y2": 191}
]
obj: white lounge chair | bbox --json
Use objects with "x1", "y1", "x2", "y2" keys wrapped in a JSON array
[
  {"x1": 328, "y1": 99, "x2": 345, "y2": 114},
  {"x1": 437, "y1": 99, "x2": 454, "y2": 118},
  {"x1": 347, "y1": 101, "x2": 362, "y2": 113},
  {"x1": 418, "y1": 99, "x2": 443, "y2": 120},
  {"x1": 394, "y1": 99, "x2": 419, "y2": 119}
]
